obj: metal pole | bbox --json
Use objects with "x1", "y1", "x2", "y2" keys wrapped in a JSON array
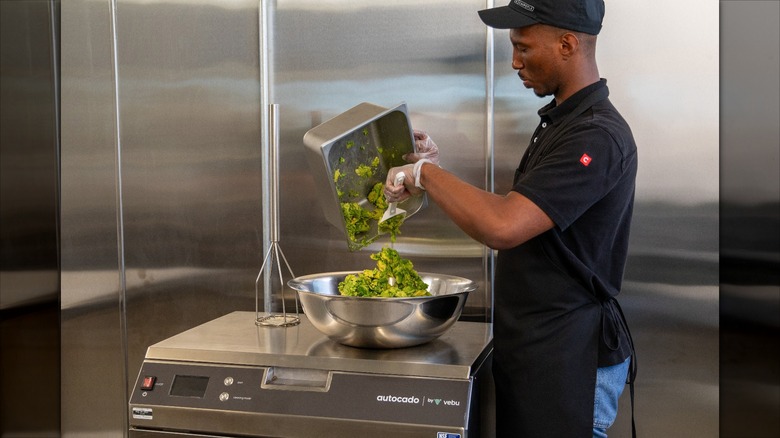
[
  {"x1": 259, "y1": 0, "x2": 272, "y2": 314},
  {"x1": 270, "y1": 104, "x2": 280, "y2": 243}
]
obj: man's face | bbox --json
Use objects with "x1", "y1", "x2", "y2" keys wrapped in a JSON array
[{"x1": 509, "y1": 25, "x2": 563, "y2": 98}]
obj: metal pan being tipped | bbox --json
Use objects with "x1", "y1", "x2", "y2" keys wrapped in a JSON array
[{"x1": 303, "y1": 102, "x2": 426, "y2": 251}]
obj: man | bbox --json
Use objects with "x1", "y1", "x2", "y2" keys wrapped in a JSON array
[{"x1": 385, "y1": 1, "x2": 637, "y2": 437}]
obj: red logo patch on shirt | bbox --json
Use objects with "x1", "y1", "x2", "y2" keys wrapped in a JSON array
[{"x1": 579, "y1": 153, "x2": 592, "y2": 166}]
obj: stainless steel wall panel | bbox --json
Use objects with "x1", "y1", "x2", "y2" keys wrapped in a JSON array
[
  {"x1": 60, "y1": 0, "x2": 126, "y2": 435},
  {"x1": 271, "y1": 0, "x2": 493, "y2": 315},
  {"x1": 112, "y1": 0, "x2": 264, "y2": 393}
]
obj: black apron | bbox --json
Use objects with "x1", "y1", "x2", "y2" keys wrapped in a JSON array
[
  {"x1": 494, "y1": 239, "x2": 602, "y2": 437},
  {"x1": 493, "y1": 86, "x2": 632, "y2": 437}
]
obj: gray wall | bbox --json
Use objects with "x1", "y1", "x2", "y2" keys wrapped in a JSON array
[
  {"x1": 0, "y1": 0, "x2": 60, "y2": 436},
  {"x1": 719, "y1": 1, "x2": 780, "y2": 436},
  {"x1": 0, "y1": 0, "x2": 59, "y2": 309}
]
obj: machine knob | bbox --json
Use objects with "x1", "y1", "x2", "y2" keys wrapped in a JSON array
[{"x1": 219, "y1": 392, "x2": 230, "y2": 402}]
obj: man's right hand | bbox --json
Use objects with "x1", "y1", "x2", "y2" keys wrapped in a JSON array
[{"x1": 404, "y1": 130, "x2": 440, "y2": 164}]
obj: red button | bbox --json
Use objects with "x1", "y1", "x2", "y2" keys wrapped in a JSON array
[{"x1": 141, "y1": 376, "x2": 156, "y2": 391}]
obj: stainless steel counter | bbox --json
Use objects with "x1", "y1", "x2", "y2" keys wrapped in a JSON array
[{"x1": 143, "y1": 311, "x2": 492, "y2": 380}]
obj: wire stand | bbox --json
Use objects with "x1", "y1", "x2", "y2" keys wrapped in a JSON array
[
  {"x1": 255, "y1": 103, "x2": 300, "y2": 327},
  {"x1": 254, "y1": 241, "x2": 299, "y2": 327}
]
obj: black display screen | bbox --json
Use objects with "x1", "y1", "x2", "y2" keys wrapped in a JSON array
[{"x1": 170, "y1": 375, "x2": 209, "y2": 398}]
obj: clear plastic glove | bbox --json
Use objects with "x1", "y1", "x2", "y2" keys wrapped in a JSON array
[
  {"x1": 384, "y1": 163, "x2": 423, "y2": 203},
  {"x1": 404, "y1": 130, "x2": 440, "y2": 165}
]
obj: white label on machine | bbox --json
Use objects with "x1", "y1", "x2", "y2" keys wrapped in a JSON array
[
  {"x1": 132, "y1": 407, "x2": 153, "y2": 420},
  {"x1": 436, "y1": 433, "x2": 461, "y2": 438}
]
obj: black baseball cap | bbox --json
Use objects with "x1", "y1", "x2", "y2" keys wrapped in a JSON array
[{"x1": 478, "y1": 0, "x2": 605, "y2": 35}]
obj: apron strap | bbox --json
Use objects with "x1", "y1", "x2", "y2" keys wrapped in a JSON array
[{"x1": 603, "y1": 297, "x2": 638, "y2": 437}]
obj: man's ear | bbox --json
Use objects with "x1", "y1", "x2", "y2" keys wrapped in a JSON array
[{"x1": 559, "y1": 32, "x2": 580, "y2": 60}]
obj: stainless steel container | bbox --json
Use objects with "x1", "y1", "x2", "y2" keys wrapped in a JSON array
[
  {"x1": 303, "y1": 102, "x2": 426, "y2": 251},
  {"x1": 288, "y1": 271, "x2": 476, "y2": 348}
]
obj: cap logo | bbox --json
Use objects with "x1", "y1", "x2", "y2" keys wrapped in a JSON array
[
  {"x1": 579, "y1": 153, "x2": 592, "y2": 166},
  {"x1": 513, "y1": 0, "x2": 535, "y2": 12}
]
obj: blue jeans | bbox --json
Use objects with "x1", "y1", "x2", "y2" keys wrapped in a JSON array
[{"x1": 593, "y1": 357, "x2": 630, "y2": 438}]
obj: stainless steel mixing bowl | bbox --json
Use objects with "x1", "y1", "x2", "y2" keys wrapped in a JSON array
[{"x1": 288, "y1": 271, "x2": 477, "y2": 348}]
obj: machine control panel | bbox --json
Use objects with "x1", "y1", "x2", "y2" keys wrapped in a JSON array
[{"x1": 130, "y1": 361, "x2": 473, "y2": 427}]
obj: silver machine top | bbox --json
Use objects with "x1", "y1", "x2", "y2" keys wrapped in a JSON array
[{"x1": 144, "y1": 311, "x2": 492, "y2": 380}]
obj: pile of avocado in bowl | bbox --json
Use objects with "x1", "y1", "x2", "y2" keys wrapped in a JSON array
[
  {"x1": 338, "y1": 247, "x2": 431, "y2": 298},
  {"x1": 288, "y1": 248, "x2": 477, "y2": 348}
]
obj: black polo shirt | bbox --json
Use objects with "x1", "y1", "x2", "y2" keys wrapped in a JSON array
[{"x1": 509, "y1": 78, "x2": 637, "y2": 365}]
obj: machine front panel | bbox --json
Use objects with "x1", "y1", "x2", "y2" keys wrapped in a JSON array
[{"x1": 130, "y1": 361, "x2": 473, "y2": 428}]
